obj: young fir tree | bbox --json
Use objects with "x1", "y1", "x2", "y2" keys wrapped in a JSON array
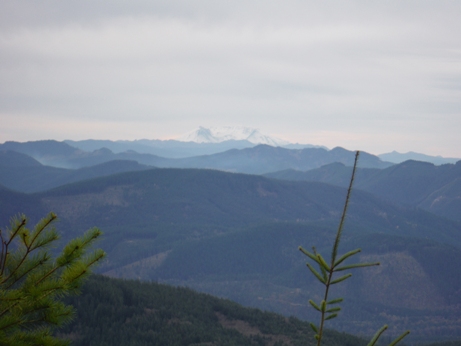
[
  {"x1": 0, "y1": 212, "x2": 105, "y2": 346},
  {"x1": 299, "y1": 151, "x2": 410, "y2": 346}
]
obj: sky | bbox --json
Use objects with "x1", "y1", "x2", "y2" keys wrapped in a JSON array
[{"x1": 1, "y1": 1, "x2": 461, "y2": 157}]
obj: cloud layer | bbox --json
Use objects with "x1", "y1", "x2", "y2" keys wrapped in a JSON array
[{"x1": 1, "y1": 1, "x2": 460, "y2": 156}]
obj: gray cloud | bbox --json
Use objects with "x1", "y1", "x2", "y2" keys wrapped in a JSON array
[{"x1": 1, "y1": 1, "x2": 460, "y2": 156}]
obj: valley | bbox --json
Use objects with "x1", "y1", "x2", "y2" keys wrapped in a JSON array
[{"x1": 1, "y1": 139, "x2": 461, "y2": 344}]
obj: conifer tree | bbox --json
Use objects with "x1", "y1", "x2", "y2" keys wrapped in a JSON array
[
  {"x1": 300, "y1": 151, "x2": 410, "y2": 345},
  {"x1": 0, "y1": 212, "x2": 105, "y2": 346}
]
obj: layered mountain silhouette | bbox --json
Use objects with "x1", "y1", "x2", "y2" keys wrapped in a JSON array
[
  {"x1": 1, "y1": 139, "x2": 461, "y2": 341},
  {"x1": 379, "y1": 150, "x2": 460, "y2": 165},
  {"x1": 0, "y1": 140, "x2": 391, "y2": 173},
  {"x1": 0, "y1": 150, "x2": 151, "y2": 193},
  {"x1": 1, "y1": 166, "x2": 460, "y2": 340},
  {"x1": 266, "y1": 160, "x2": 461, "y2": 222}
]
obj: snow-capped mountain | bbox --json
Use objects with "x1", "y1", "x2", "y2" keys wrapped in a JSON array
[{"x1": 177, "y1": 126, "x2": 290, "y2": 147}]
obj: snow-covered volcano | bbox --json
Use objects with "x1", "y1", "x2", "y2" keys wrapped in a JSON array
[{"x1": 177, "y1": 126, "x2": 290, "y2": 146}]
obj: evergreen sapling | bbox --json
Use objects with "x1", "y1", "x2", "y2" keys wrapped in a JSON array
[
  {"x1": 299, "y1": 151, "x2": 410, "y2": 346},
  {"x1": 0, "y1": 212, "x2": 105, "y2": 346}
]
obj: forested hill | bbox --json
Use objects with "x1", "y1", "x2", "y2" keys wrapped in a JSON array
[
  {"x1": 1, "y1": 167, "x2": 459, "y2": 254},
  {"x1": 59, "y1": 275, "x2": 460, "y2": 346},
  {"x1": 58, "y1": 274, "x2": 368, "y2": 346},
  {"x1": 2, "y1": 167, "x2": 461, "y2": 341}
]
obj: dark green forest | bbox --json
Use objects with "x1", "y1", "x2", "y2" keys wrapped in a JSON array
[
  {"x1": 58, "y1": 275, "x2": 461, "y2": 346},
  {"x1": 59, "y1": 275, "x2": 370, "y2": 346}
]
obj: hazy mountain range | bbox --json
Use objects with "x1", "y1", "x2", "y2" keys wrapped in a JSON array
[
  {"x1": 1, "y1": 151, "x2": 461, "y2": 341},
  {"x1": 1, "y1": 135, "x2": 461, "y2": 342},
  {"x1": 378, "y1": 150, "x2": 461, "y2": 165},
  {"x1": 265, "y1": 160, "x2": 461, "y2": 222},
  {"x1": 3, "y1": 125, "x2": 458, "y2": 165},
  {"x1": 64, "y1": 126, "x2": 325, "y2": 159},
  {"x1": 0, "y1": 140, "x2": 391, "y2": 173}
]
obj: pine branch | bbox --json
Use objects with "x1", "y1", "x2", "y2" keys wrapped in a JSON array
[{"x1": 0, "y1": 213, "x2": 105, "y2": 345}]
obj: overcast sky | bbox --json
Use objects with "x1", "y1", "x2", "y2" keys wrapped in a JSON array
[{"x1": 1, "y1": 1, "x2": 460, "y2": 157}]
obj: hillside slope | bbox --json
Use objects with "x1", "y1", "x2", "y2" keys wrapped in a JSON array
[
  {"x1": 2, "y1": 168, "x2": 461, "y2": 341},
  {"x1": 266, "y1": 160, "x2": 461, "y2": 221},
  {"x1": 132, "y1": 224, "x2": 461, "y2": 342},
  {"x1": 1, "y1": 168, "x2": 458, "y2": 254},
  {"x1": 58, "y1": 274, "x2": 461, "y2": 345},
  {"x1": 0, "y1": 150, "x2": 151, "y2": 193},
  {"x1": 59, "y1": 275, "x2": 368, "y2": 346}
]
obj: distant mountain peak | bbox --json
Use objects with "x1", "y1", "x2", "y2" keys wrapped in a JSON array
[
  {"x1": 378, "y1": 151, "x2": 460, "y2": 165},
  {"x1": 177, "y1": 126, "x2": 290, "y2": 146}
]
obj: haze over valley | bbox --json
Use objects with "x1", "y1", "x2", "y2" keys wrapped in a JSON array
[{"x1": 1, "y1": 130, "x2": 461, "y2": 343}]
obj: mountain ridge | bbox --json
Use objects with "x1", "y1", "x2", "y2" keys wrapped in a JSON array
[
  {"x1": 0, "y1": 141, "x2": 392, "y2": 173},
  {"x1": 265, "y1": 160, "x2": 461, "y2": 221},
  {"x1": 379, "y1": 150, "x2": 460, "y2": 165},
  {"x1": 1, "y1": 167, "x2": 461, "y2": 340}
]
